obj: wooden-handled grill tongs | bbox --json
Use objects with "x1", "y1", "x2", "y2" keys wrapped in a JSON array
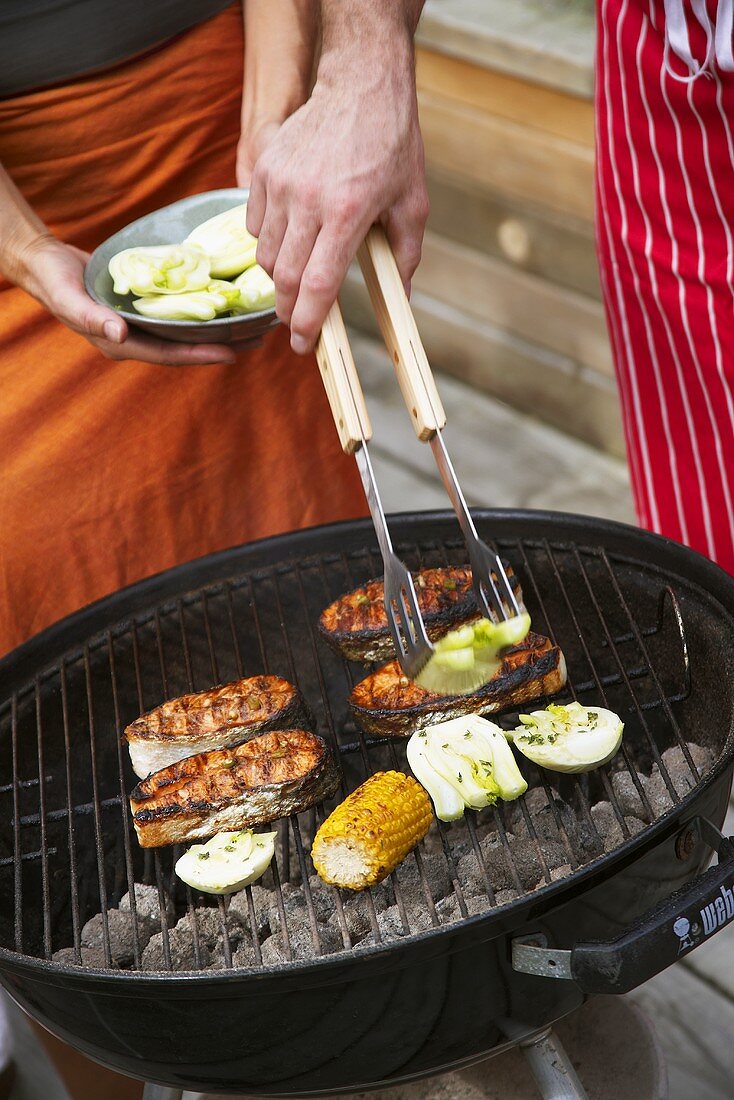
[{"x1": 316, "y1": 226, "x2": 523, "y2": 696}]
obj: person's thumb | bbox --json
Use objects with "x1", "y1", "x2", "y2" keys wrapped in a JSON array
[{"x1": 50, "y1": 272, "x2": 128, "y2": 343}]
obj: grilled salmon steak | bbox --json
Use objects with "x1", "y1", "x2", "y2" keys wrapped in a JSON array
[
  {"x1": 319, "y1": 565, "x2": 523, "y2": 663},
  {"x1": 349, "y1": 632, "x2": 567, "y2": 737},
  {"x1": 130, "y1": 728, "x2": 339, "y2": 848},
  {"x1": 124, "y1": 675, "x2": 310, "y2": 778}
]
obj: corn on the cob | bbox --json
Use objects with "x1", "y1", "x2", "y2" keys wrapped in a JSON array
[{"x1": 312, "y1": 771, "x2": 432, "y2": 890}]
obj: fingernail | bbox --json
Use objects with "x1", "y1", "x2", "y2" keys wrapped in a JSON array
[
  {"x1": 104, "y1": 320, "x2": 124, "y2": 343},
  {"x1": 291, "y1": 334, "x2": 309, "y2": 355}
]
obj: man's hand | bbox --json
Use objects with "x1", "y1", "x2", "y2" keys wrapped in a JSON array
[
  {"x1": 15, "y1": 237, "x2": 237, "y2": 366},
  {"x1": 246, "y1": 0, "x2": 428, "y2": 354}
]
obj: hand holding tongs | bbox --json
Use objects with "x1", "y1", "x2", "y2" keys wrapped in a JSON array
[{"x1": 316, "y1": 226, "x2": 520, "y2": 693}]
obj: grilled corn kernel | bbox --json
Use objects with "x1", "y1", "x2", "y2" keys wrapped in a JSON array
[{"x1": 312, "y1": 771, "x2": 432, "y2": 891}]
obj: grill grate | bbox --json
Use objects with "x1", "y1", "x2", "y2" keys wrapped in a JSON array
[{"x1": 0, "y1": 530, "x2": 724, "y2": 974}]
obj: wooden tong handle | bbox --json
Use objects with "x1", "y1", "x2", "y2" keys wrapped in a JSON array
[
  {"x1": 316, "y1": 299, "x2": 373, "y2": 455},
  {"x1": 357, "y1": 225, "x2": 446, "y2": 440}
]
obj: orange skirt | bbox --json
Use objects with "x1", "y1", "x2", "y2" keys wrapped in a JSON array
[{"x1": 0, "y1": 4, "x2": 365, "y2": 660}]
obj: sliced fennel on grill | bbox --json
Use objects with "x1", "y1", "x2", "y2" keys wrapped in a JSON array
[
  {"x1": 508, "y1": 702, "x2": 624, "y2": 773},
  {"x1": 414, "y1": 612, "x2": 531, "y2": 696},
  {"x1": 175, "y1": 829, "x2": 276, "y2": 894},
  {"x1": 407, "y1": 715, "x2": 528, "y2": 821}
]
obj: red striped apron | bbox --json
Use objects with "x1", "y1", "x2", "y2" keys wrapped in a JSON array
[{"x1": 596, "y1": 0, "x2": 734, "y2": 569}]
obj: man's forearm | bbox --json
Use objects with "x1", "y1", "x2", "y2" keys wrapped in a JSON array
[
  {"x1": 245, "y1": 0, "x2": 429, "y2": 351},
  {"x1": 241, "y1": 0, "x2": 318, "y2": 134},
  {"x1": 320, "y1": 0, "x2": 424, "y2": 45},
  {"x1": 316, "y1": 0, "x2": 425, "y2": 128},
  {"x1": 0, "y1": 163, "x2": 53, "y2": 288}
]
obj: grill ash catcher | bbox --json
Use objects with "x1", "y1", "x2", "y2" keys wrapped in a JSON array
[{"x1": 1, "y1": 239, "x2": 734, "y2": 1099}]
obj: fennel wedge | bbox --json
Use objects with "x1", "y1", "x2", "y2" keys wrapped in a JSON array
[
  {"x1": 407, "y1": 715, "x2": 527, "y2": 821},
  {"x1": 415, "y1": 613, "x2": 531, "y2": 695},
  {"x1": 509, "y1": 702, "x2": 624, "y2": 773},
  {"x1": 175, "y1": 829, "x2": 276, "y2": 895},
  {"x1": 109, "y1": 244, "x2": 210, "y2": 296},
  {"x1": 132, "y1": 280, "x2": 239, "y2": 321},
  {"x1": 185, "y1": 204, "x2": 257, "y2": 278},
  {"x1": 233, "y1": 264, "x2": 275, "y2": 312}
]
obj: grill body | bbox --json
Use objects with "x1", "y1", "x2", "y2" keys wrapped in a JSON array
[{"x1": 0, "y1": 510, "x2": 732, "y2": 1095}]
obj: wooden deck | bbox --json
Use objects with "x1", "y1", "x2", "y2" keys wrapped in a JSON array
[{"x1": 4, "y1": 335, "x2": 733, "y2": 1098}]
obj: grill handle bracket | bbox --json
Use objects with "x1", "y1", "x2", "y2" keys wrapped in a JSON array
[{"x1": 513, "y1": 819, "x2": 734, "y2": 995}]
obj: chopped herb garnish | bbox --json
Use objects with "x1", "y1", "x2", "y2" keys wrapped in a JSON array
[
  {"x1": 356, "y1": 594, "x2": 371, "y2": 606},
  {"x1": 443, "y1": 578, "x2": 457, "y2": 590},
  {"x1": 442, "y1": 743, "x2": 449, "y2": 750},
  {"x1": 520, "y1": 732, "x2": 547, "y2": 746},
  {"x1": 457, "y1": 773, "x2": 463, "y2": 783},
  {"x1": 247, "y1": 695, "x2": 263, "y2": 711},
  {"x1": 464, "y1": 731, "x2": 472, "y2": 739},
  {"x1": 198, "y1": 852, "x2": 210, "y2": 861}
]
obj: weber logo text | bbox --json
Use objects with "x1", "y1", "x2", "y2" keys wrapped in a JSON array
[{"x1": 700, "y1": 882, "x2": 734, "y2": 936}]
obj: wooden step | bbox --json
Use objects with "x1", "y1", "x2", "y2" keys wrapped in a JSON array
[
  {"x1": 425, "y1": 175, "x2": 602, "y2": 302},
  {"x1": 418, "y1": 91, "x2": 595, "y2": 223},
  {"x1": 414, "y1": 231, "x2": 611, "y2": 378}
]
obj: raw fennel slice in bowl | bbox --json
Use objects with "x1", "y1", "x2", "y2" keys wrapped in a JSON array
[{"x1": 85, "y1": 188, "x2": 279, "y2": 344}]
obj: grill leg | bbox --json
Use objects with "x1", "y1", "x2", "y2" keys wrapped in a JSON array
[
  {"x1": 142, "y1": 1086, "x2": 183, "y2": 1100},
  {"x1": 520, "y1": 1028, "x2": 589, "y2": 1100}
]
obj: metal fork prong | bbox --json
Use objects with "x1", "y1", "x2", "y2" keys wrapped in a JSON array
[
  {"x1": 399, "y1": 588, "x2": 417, "y2": 647},
  {"x1": 478, "y1": 570, "x2": 503, "y2": 622},
  {"x1": 429, "y1": 432, "x2": 523, "y2": 622},
  {"x1": 477, "y1": 548, "x2": 521, "y2": 621},
  {"x1": 383, "y1": 577, "x2": 407, "y2": 659},
  {"x1": 494, "y1": 554, "x2": 521, "y2": 616},
  {"x1": 387, "y1": 608, "x2": 408, "y2": 660},
  {"x1": 472, "y1": 576, "x2": 494, "y2": 622},
  {"x1": 383, "y1": 559, "x2": 432, "y2": 678},
  {"x1": 407, "y1": 576, "x2": 431, "y2": 646}
]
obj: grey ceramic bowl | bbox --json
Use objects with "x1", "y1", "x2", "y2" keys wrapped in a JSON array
[{"x1": 84, "y1": 188, "x2": 279, "y2": 344}]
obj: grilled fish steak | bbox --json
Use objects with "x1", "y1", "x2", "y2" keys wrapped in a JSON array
[
  {"x1": 319, "y1": 565, "x2": 523, "y2": 663},
  {"x1": 349, "y1": 632, "x2": 567, "y2": 737},
  {"x1": 124, "y1": 675, "x2": 310, "y2": 778},
  {"x1": 130, "y1": 728, "x2": 339, "y2": 848}
]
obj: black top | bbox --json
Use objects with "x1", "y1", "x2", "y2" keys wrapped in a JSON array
[{"x1": 0, "y1": 0, "x2": 236, "y2": 97}]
